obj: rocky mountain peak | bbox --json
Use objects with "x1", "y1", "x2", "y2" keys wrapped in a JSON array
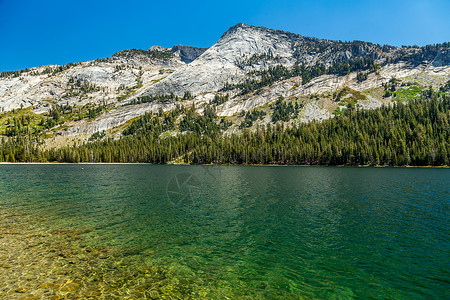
[
  {"x1": 141, "y1": 23, "x2": 304, "y2": 96},
  {"x1": 148, "y1": 45, "x2": 169, "y2": 52},
  {"x1": 220, "y1": 22, "x2": 251, "y2": 37},
  {"x1": 220, "y1": 23, "x2": 301, "y2": 42}
]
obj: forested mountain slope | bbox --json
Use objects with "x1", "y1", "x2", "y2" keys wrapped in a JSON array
[{"x1": 0, "y1": 23, "x2": 449, "y2": 165}]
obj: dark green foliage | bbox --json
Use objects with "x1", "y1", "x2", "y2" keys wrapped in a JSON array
[
  {"x1": 245, "y1": 52, "x2": 274, "y2": 65},
  {"x1": 125, "y1": 90, "x2": 193, "y2": 107},
  {"x1": 183, "y1": 91, "x2": 194, "y2": 100},
  {"x1": 239, "y1": 110, "x2": 267, "y2": 128},
  {"x1": 125, "y1": 93, "x2": 179, "y2": 106},
  {"x1": 383, "y1": 78, "x2": 399, "y2": 97},
  {"x1": 41, "y1": 67, "x2": 53, "y2": 75},
  {"x1": 51, "y1": 102, "x2": 107, "y2": 123},
  {"x1": 334, "y1": 89, "x2": 346, "y2": 102},
  {"x1": 271, "y1": 97, "x2": 301, "y2": 122},
  {"x1": 396, "y1": 43, "x2": 450, "y2": 65},
  {"x1": 299, "y1": 63, "x2": 326, "y2": 85},
  {"x1": 0, "y1": 68, "x2": 30, "y2": 78},
  {"x1": 147, "y1": 49, "x2": 174, "y2": 60},
  {"x1": 219, "y1": 118, "x2": 232, "y2": 130},
  {"x1": 221, "y1": 82, "x2": 234, "y2": 92},
  {"x1": 0, "y1": 62, "x2": 83, "y2": 78},
  {"x1": 179, "y1": 105, "x2": 221, "y2": 135},
  {"x1": 52, "y1": 62, "x2": 80, "y2": 75},
  {"x1": 440, "y1": 80, "x2": 450, "y2": 93},
  {"x1": 356, "y1": 72, "x2": 368, "y2": 82},
  {"x1": 384, "y1": 90, "x2": 393, "y2": 98},
  {"x1": 113, "y1": 49, "x2": 174, "y2": 61},
  {"x1": 222, "y1": 65, "x2": 293, "y2": 95},
  {"x1": 332, "y1": 87, "x2": 366, "y2": 110},
  {"x1": 293, "y1": 39, "x2": 383, "y2": 61},
  {"x1": 115, "y1": 64, "x2": 127, "y2": 72},
  {"x1": 221, "y1": 57, "x2": 377, "y2": 95},
  {"x1": 237, "y1": 52, "x2": 283, "y2": 68},
  {"x1": 50, "y1": 106, "x2": 61, "y2": 122},
  {"x1": 4, "y1": 116, "x2": 31, "y2": 137},
  {"x1": 122, "y1": 105, "x2": 185, "y2": 136},
  {"x1": 1, "y1": 92, "x2": 449, "y2": 166},
  {"x1": 64, "y1": 77, "x2": 101, "y2": 98},
  {"x1": 327, "y1": 57, "x2": 377, "y2": 75},
  {"x1": 3, "y1": 104, "x2": 72, "y2": 136},
  {"x1": 88, "y1": 106, "x2": 105, "y2": 120},
  {"x1": 89, "y1": 131, "x2": 106, "y2": 141},
  {"x1": 30, "y1": 94, "x2": 448, "y2": 166},
  {"x1": 96, "y1": 58, "x2": 108, "y2": 63},
  {"x1": 212, "y1": 94, "x2": 229, "y2": 105},
  {"x1": 50, "y1": 103, "x2": 74, "y2": 121},
  {"x1": 0, "y1": 136, "x2": 44, "y2": 162}
]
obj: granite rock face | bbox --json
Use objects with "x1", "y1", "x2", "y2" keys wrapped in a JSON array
[
  {"x1": 141, "y1": 23, "x2": 301, "y2": 96},
  {"x1": 1, "y1": 23, "x2": 449, "y2": 137},
  {"x1": 138, "y1": 23, "x2": 449, "y2": 97}
]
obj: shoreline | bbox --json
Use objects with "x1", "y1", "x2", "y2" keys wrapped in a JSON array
[{"x1": 0, "y1": 162, "x2": 448, "y2": 168}]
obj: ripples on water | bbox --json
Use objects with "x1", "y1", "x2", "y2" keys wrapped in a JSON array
[{"x1": 0, "y1": 165, "x2": 449, "y2": 298}]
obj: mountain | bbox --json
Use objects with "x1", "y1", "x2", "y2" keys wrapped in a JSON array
[
  {"x1": 142, "y1": 23, "x2": 449, "y2": 96},
  {"x1": 0, "y1": 23, "x2": 449, "y2": 149}
]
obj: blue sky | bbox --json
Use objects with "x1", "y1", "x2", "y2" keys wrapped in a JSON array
[{"x1": 0, "y1": 0, "x2": 449, "y2": 72}]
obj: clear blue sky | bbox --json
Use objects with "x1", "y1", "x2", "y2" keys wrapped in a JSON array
[{"x1": 1, "y1": 0, "x2": 449, "y2": 72}]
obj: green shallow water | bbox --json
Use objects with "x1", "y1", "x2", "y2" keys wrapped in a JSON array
[{"x1": 0, "y1": 165, "x2": 449, "y2": 299}]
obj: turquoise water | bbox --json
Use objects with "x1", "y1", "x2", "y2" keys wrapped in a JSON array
[{"x1": 0, "y1": 165, "x2": 449, "y2": 298}]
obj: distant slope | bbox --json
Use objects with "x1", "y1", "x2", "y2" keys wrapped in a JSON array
[{"x1": 0, "y1": 23, "x2": 449, "y2": 145}]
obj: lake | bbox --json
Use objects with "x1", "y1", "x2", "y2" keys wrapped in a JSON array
[{"x1": 0, "y1": 165, "x2": 449, "y2": 299}]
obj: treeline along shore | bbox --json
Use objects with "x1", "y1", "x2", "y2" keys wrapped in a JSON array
[{"x1": 1, "y1": 93, "x2": 449, "y2": 166}]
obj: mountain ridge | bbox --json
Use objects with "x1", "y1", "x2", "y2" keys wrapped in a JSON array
[
  {"x1": 0, "y1": 23, "x2": 449, "y2": 145},
  {"x1": 136, "y1": 23, "x2": 449, "y2": 98}
]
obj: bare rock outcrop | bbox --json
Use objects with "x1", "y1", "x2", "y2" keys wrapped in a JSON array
[{"x1": 1, "y1": 23, "x2": 449, "y2": 137}]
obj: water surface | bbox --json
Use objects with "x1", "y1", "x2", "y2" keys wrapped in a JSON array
[{"x1": 0, "y1": 165, "x2": 448, "y2": 299}]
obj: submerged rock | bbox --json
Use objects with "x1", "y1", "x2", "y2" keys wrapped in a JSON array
[
  {"x1": 85, "y1": 288, "x2": 101, "y2": 297},
  {"x1": 20, "y1": 294, "x2": 39, "y2": 300},
  {"x1": 15, "y1": 287, "x2": 27, "y2": 293},
  {"x1": 59, "y1": 281, "x2": 80, "y2": 292}
]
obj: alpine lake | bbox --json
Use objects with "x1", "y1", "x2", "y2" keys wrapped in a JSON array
[{"x1": 0, "y1": 165, "x2": 448, "y2": 299}]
